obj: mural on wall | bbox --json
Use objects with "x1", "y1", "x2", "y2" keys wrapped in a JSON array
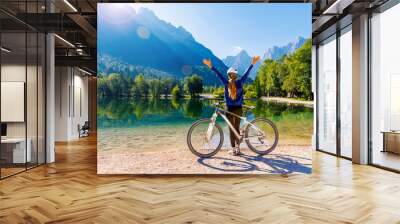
[{"x1": 97, "y1": 3, "x2": 313, "y2": 174}]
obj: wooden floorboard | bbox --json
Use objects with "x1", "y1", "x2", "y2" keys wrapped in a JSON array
[{"x1": 1, "y1": 135, "x2": 400, "y2": 223}]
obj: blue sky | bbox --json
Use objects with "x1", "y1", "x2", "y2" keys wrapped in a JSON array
[{"x1": 99, "y1": 3, "x2": 311, "y2": 58}]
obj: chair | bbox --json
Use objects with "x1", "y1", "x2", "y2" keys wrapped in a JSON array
[{"x1": 78, "y1": 121, "x2": 90, "y2": 138}]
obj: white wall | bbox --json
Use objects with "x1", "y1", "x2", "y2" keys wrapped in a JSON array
[
  {"x1": 1, "y1": 82, "x2": 25, "y2": 122},
  {"x1": 55, "y1": 67, "x2": 70, "y2": 141},
  {"x1": 1, "y1": 65, "x2": 41, "y2": 127},
  {"x1": 1, "y1": 63, "x2": 46, "y2": 164},
  {"x1": 1, "y1": 64, "x2": 26, "y2": 81},
  {"x1": 1, "y1": 64, "x2": 26, "y2": 139},
  {"x1": 55, "y1": 67, "x2": 89, "y2": 141},
  {"x1": 72, "y1": 73, "x2": 89, "y2": 138}
]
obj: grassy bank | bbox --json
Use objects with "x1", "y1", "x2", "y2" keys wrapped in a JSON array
[
  {"x1": 260, "y1": 96, "x2": 313, "y2": 107},
  {"x1": 200, "y1": 93, "x2": 313, "y2": 107}
]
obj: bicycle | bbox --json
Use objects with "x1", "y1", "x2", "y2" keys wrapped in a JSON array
[{"x1": 186, "y1": 101, "x2": 279, "y2": 158}]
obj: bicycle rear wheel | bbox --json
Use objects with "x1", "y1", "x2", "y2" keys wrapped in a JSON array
[
  {"x1": 245, "y1": 118, "x2": 278, "y2": 155},
  {"x1": 187, "y1": 118, "x2": 224, "y2": 158}
]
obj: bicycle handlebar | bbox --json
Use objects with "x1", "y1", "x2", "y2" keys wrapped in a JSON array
[{"x1": 213, "y1": 101, "x2": 225, "y2": 106}]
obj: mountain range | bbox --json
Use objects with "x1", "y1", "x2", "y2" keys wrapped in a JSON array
[
  {"x1": 222, "y1": 37, "x2": 307, "y2": 79},
  {"x1": 263, "y1": 36, "x2": 306, "y2": 60},
  {"x1": 98, "y1": 7, "x2": 307, "y2": 85},
  {"x1": 98, "y1": 7, "x2": 227, "y2": 85}
]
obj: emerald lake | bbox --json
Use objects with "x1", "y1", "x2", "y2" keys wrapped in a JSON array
[{"x1": 98, "y1": 98, "x2": 314, "y2": 147}]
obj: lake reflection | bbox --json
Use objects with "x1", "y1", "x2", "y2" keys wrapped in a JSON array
[{"x1": 98, "y1": 98, "x2": 313, "y2": 145}]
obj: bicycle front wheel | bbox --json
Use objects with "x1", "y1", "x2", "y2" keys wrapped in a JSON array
[
  {"x1": 245, "y1": 118, "x2": 279, "y2": 155},
  {"x1": 187, "y1": 118, "x2": 224, "y2": 158}
]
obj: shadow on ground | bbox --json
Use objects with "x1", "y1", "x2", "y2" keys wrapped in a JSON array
[{"x1": 197, "y1": 153, "x2": 312, "y2": 174}]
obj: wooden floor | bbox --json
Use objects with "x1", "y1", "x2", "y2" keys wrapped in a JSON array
[{"x1": 1, "y1": 135, "x2": 400, "y2": 223}]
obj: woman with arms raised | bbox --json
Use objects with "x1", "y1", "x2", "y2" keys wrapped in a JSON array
[{"x1": 203, "y1": 55, "x2": 260, "y2": 155}]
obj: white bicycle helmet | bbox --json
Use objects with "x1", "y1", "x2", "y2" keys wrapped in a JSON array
[{"x1": 227, "y1": 67, "x2": 238, "y2": 75}]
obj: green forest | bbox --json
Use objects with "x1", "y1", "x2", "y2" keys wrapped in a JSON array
[
  {"x1": 255, "y1": 39, "x2": 312, "y2": 100},
  {"x1": 98, "y1": 39, "x2": 312, "y2": 100},
  {"x1": 98, "y1": 73, "x2": 203, "y2": 99}
]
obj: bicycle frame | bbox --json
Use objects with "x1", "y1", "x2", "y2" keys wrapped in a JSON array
[{"x1": 210, "y1": 106, "x2": 263, "y2": 142}]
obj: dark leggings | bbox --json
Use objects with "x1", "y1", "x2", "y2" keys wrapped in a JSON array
[{"x1": 226, "y1": 106, "x2": 243, "y2": 147}]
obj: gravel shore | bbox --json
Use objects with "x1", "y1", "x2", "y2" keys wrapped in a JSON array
[{"x1": 98, "y1": 144, "x2": 312, "y2": 175}]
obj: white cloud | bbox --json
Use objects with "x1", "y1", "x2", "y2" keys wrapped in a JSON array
[{"x1": 232, "y1": 46, "x2": 242, "y2": 55}]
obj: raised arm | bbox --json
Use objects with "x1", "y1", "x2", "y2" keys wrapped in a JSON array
[
  {"x1": 203, "y1": 59, "x2": 227, "y2": 84},
  {"x1": 239, "y1": 56, "x2": 260, "y2": 83}
]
